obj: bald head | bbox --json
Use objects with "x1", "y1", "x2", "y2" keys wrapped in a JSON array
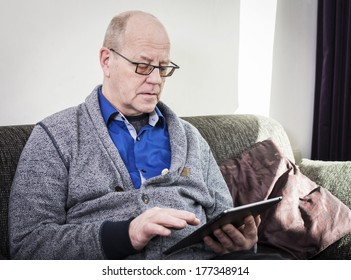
[{"x1": 103, "y1": 11, "x2": 170, "y2": 52}]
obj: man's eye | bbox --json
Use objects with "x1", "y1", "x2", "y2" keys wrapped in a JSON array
[
  {"x1": 137, "y1": 64, "x2": 153, "y2": 74},
  {"x1": 138, "y1": 64, "x2": 150, "y2": 70}
]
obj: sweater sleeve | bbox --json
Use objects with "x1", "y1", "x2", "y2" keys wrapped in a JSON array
[{"x1": 9, "y1": 124, "x2": 105, "y2": 259}]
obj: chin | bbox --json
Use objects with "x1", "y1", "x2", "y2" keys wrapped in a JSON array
[
  {"x1": 138, "y1": 103, "x2": 158, "y2": 113},
  {"x1": 141, "y1": 107, "x2": 157, "y2": 114}
]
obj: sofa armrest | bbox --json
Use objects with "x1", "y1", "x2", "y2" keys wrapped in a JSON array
[
  {"x1": 299, "y1": 158, "x2": 351, "y2": 260},
  {"x1": 299, "y1": 159, "x2": 351, "y2": 209},
  {"x1": 0, "y1": 125, "x2": 35, "y2": 259}
]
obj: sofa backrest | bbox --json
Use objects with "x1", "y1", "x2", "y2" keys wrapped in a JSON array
[
  {"x1": 0, "y1": 125, "x2": 34, "y2": 259},
  {"x1": 182, "y1": 114, "x2": 295, "y2": 163}
]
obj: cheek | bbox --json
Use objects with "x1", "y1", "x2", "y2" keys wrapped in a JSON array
[
  {"x1": 112, "y1": 70, "x2": 138, "y2": 90},
  {"x1": 121, "y1": 79, "x2": 146, "y2": 101},
  {"x1": 159, "y1": 82, "x2": 166, "y2": 95}
]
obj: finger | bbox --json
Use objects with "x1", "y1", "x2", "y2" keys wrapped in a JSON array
[
  {"x1": 129, "y1": 214, "x2": 174, "y2": 250},
  {"x1": 203, "y1": 235, "x2": 227, "y2": 255},
  {"x1": 254, "y1": 215, "x2": 261, "y2": 227},
  {"x1": 129, "y1": 208, "x2": 200, "y2": 251},
  {"x1": 130, "y1": 222, "x2": 172, "y2": 251},
  {"x1": 160, "y1": 208, "x2": 200, "y2": 226},
  {"x1": 152, "y1": 212, "x2": 197, "y2": 230},
  {"x1": 148, "y1": 223, "x2": 172, "y2": 237},
  {"x1": 131, "y1": 208, "x2": 198, "y2": 240},
  {"x1": 219, "y1": 224, "x2": 247, "y2": 248},
  {"x1": 237, "y1": 215, "x2": 258, "y2": 232},
  {"x1": 219, "y1": 222, "x2": 257, "y2": 251},
  {"x1": 241, "y1": 216, "x2": 258, "y2": 241},
  {"x1": 141, "y1": 220, "x2": 172, "y2": 237},
  {"x1": 213, "y1": 224, "x2": 238, "y2": 251}
]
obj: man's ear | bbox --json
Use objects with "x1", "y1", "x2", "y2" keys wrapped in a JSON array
[{"x1": 100, "y1": 47, "x2": 111, "y2": 78}]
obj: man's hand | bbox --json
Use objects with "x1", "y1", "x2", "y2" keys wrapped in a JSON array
[
  {"x1": 129, "y1": 207, "x2": 200, "y2": 251},
  {"x1": 203, "y1": 215, "x2": 261, "y2": 255}
]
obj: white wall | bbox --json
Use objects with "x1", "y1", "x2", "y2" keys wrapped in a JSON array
[
  {"x1": 237, "y1": 0, "x2": 277, "y2": 116},
  {"x1": 0, "y1": 0, "x2": 239, "y2": 124},
  {"x1": 0, "y1": 0, "x2": 317, "y2": 160},
  {"x1": 270, "y1": 0, "x2": 317, "y2": 162}
]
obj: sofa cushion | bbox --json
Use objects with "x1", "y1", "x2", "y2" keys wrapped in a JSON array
[
  {"x1": 218, "y1": 139, "x2": 351, "y2": 259},
  {"x1": 218, "y1": 139, "x2": 291, "y2": 206}
]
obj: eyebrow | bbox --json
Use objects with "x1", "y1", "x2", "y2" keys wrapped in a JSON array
[{"x1": 139, "y1": 54, "x2": 171, "y2": 65}]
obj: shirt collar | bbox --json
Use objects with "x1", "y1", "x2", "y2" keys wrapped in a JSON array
[
  {"x1": 98, "y1": 85, "x2": 166, "y2": 127},
  {"x1": 149, "y1": 106, "x2": 166, "y2": 128}
]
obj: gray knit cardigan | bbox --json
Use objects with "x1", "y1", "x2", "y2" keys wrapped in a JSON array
[{"x1": 8, "y1": 86, "x2": 233, "y2": 260}]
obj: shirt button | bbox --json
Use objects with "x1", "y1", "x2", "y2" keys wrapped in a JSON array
[
  {"x1": 142, "y1": 194, "x2": 149, "y2": 204},
  {"x1": 136, "y1": 136, "x2": 141, "y2": 141}
]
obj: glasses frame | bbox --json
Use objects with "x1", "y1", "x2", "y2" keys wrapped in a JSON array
[{"x1": 109, "y1": 48, "x2": 179, "y2": 77}]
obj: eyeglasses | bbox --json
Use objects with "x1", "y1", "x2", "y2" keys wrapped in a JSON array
[{"x1": 109, "y1": 49, "x2": 179, "y2": 77}]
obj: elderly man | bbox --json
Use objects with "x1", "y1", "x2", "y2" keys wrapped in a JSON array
[{"x1": 9, "y1": 11, "x2": 277, "y2": 260}]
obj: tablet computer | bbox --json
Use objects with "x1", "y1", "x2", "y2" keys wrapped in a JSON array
[{"x1": 163, "y1": 196, "x2": 282, "y2": 255}]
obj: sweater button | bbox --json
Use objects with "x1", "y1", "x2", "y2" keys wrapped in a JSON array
[{"x1": 142, "y1": 194, "x2": 149, "y2": 204}]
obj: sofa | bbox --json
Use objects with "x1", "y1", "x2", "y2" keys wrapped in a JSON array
[{"x1": 1, "y1": 114, "x2": 350, "y2": 259}]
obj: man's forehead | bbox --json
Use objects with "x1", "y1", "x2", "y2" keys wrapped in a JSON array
[
  {"x1": 126, "y1": 43, "x2": 170, "y2": 64},
  {"x1": 123, "y1": 14, "x2": 170, "y2": 45}
]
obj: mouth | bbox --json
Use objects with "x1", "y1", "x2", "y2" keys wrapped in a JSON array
[
  {"x1": 139, "y1": 92, "x2": 158, "y2": 95},
  {"x1": 138, "y1": 92, "x2": 159, "y2": 98}
]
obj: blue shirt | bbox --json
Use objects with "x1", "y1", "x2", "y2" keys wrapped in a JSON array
[{"x1": 98, "y1": 86, "x2": 171, "y2": 189}]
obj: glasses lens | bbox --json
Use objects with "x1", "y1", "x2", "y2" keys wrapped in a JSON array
[
  {"x1": 159, "y1": 66, "x2": 171, "y2": 77},
  {"x1": 136, "y1": 64, "x2": 154, "y2": 75},
  {"x1": 136, "y1": 64, "x2": 176, "y2": 77}
]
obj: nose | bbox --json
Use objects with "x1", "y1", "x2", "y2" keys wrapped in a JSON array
[{"x1": 146, "y1": 68, "x2": 163, "y2": 84}]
